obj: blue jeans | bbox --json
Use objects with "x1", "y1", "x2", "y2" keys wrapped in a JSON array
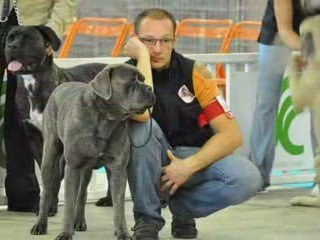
[
  {"x1": 127, "y1": 119, "x2": 262, "y2": 229},
  {"x1": 250, "y1": 43, "x2": 318, "y2": 187}
]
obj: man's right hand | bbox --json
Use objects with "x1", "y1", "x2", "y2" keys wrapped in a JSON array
[{"x1": 121, "y1": 37, "x2": 149, "y2": 60}]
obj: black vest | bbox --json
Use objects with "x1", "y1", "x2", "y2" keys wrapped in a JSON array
[
  {"x1": 258, "y1": 0, "x2": 306, "y2": 45},
  {"x1": 128, "y1": 50, "x2": 213, "y2": 147}
]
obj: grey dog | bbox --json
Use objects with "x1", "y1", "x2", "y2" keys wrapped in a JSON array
[{"x1": 30, "y1": 63, "x2": 155, "y2": 240}]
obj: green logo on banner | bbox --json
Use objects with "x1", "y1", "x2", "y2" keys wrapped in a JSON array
[{"x1": 276, "y1": 76, "x2": 304, "y2": 155}]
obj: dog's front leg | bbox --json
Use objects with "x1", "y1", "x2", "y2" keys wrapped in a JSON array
[
  {"x1": 55, "y1": 165, "x2": 81, "y2": 240},
  {"x1": 312, "y1": 106, "x2": 320, "y2": 192},
  {"x1": 31, "y1": 136, "x2": 62, "y2": 235},
  {"x1": 290, "y1": 105, "x2": 320, "y2": 207},
  {"x1": 74, "y1": 168, "x2": 93, "y2": 231},
  {"x1": 288, "y1": 54, "x2": 307, "y2": 111},
  {"x1": 111, "y1": 166, "x2": 131, "y2": 240}
]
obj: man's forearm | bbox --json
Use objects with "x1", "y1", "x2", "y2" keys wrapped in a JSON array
[
  {"x1": 185, "y1": 123, "x2": 242, "y2": 174},
  {"x1": 136, "y1": 51, "x2": 153, "y2": 90}
]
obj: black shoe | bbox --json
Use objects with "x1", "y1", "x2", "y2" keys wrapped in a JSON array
[
  {"x1": 95, "y1": 196, "x2": 113, "y2": 207},
  {"x1": 7, "y1": 204, "x2": 39, "y2": 214},
  {"x1": 171, "y1": 217, "x2": 198, "y2": 239},
  {"x1": 131, "y1": 220, "x2": 160, "y2": 240}
]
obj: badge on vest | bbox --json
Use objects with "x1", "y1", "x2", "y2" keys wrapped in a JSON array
[{"x1": 178, "y1": 85, "x2": 195, "y2": 103}]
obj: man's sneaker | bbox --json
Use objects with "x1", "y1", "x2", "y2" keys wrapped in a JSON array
[
  {"x1": 171, "y1": 218, "x2": 198, "y2": 239},
  {"x1": 132, "y1": 220, "x2": 160, "y2": 240}
]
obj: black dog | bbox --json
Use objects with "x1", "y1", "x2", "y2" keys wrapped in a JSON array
[{"x1": 4, "y1": 25, "x2": 113, "y2": 214}]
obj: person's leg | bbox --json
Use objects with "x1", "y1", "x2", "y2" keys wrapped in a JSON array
[
  {"x1": 249, "y1": 43, "x2": 292, "y2": 189},
  {"x1": 169, "y1": 148, "x2": 262, "y2": 219},
  {"x1": 127, "y1": 119, "x2": 170, "y2": 239}
]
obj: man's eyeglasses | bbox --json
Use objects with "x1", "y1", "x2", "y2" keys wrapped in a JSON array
[{"x1": 139, "y1": 37, "x2": 175, "y2": 47}]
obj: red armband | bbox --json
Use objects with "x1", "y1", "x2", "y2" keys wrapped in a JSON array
[{"x1": 198, "y1": 96, "x2": 235, "y2": 127}]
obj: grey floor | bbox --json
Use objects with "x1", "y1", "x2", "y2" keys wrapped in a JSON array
[{"x1": 0, "y1": 188, "x2": 319, "y2": 240}]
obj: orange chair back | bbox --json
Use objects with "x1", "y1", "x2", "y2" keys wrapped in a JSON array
[
  {"x1": 216, "y1": 20, "x2": 261, "y2": 89},
  {"x1": 59, "y1": 17, "x2": 129, "y2": 58},
  {"x1": 222, "y1": 21, "x2": 262, "y2": 53},
  {"x1": 175, "y1": 18, "x2": 234, "y2": 53}
]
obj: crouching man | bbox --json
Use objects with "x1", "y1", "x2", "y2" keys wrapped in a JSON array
[{"x1": 123, "y1": 8, "x2": 263, "y2": 240}]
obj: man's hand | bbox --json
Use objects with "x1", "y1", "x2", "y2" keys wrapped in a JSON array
[
  {"x1": 161, "y1": 150, "x2": 194, "y2": 195},
  {"x1": 121, "y1": 37, "x2": 149, "y2": 60}
]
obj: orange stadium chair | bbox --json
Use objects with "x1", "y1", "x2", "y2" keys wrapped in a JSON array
[
  {"x1": 175, "y1": 18, "x2": 234, "y2": 92},
  {"x1": 175, "y1": 18, "x2": 234, "y2": 53},
  {"x1": 59, "y1": 17, "x2": 130, "y2": 58},
  {"x1": 222, "y1": 20, "x2": 262, "y2": 53},
  {"x1": 216, "y1": 21, "x2": 262, "y2": 95}
]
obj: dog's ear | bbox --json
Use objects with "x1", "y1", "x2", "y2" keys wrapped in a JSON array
[
  {"x1": 35, "y1": 26, "x2": 61, "y2": 51},
  {"x1": 301, "y1": 32, "x2": 315, "y2": 59},
  {"x1": 135, "y1": 68, "x2": 145, "y2": 82},
  {"x1": 90, "y1": 67, "x2": 112, "y2": 100}
]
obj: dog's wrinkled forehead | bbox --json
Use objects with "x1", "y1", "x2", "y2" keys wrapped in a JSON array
[
  {"x1": 300, "y1": 15, "x2": 320, "y2": 60},
  {"x1": 6, "y1": 25, "x2": 61, "y2": 51},
  {"x1": 108, "y1": 64, "x2": 145, "y2": 83},
  {"x1": 7, "y1": 26, "x2": 43, "y2": 43}
]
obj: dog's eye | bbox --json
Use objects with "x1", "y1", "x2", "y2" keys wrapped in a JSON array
[
  {"x1": 135, "y1": 75, "x2": 144, "y2": 83},
  {"x1": 7, "y1": 34, "x2": 15, "y2": 42},
  {"x1": 302, "y1": 32, "x2": 314, "y2": 59}
]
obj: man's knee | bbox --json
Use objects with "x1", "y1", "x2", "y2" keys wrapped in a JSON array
[{"x1": 227, "y1": 157, "x2": 262, "y2": 204}]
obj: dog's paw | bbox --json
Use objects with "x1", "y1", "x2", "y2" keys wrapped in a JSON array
[
  {"x1": 115, "y1": 230, "x2": 132, "y2": 240},
  {"x1": 117, "y1": 236, "x2": 132, "y2": 240},
  {"x1": 74, "y1": 219, "x2": 87, "y2": 231},
  {"x1": 55, "y1": 232, "x2": 73, "y2": 240},
  {"x1": 116, "y1": 234, "x2": 132, "y2": 240},
  {"x1": 290, "y1": 195, "x2": 320, "y2": 207},
  {"x1": 30, "y1": 223, "x2": 47, "y2": 235},
  {"x1": 95, "y1": 196, "x2": 113, "y2": 207}
]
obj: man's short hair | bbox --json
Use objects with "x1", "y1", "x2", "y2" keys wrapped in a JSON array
[{"x1": 134, "y1": 8, "x2": 177, "y2": 35}]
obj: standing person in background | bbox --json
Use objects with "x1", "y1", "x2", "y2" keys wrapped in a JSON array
[
  {"x1": 18, "y1": 0, "x2": 79, "y2": 38},
  {"x1": 249, "y1": 0, "x2": 320, "y2": 192},
  {"x1": 0, "y1": 0, "x2": 79, "y2": 212},
  {"x1": 122, "y1": 8, "x2": 262, "y2": 240}
]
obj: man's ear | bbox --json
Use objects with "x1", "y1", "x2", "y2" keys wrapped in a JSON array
[
  {"x1": 89, "y1": 67, "x2": 112, "y2": 100},
  {"x1": 35, "y1": 25, "x2": 61, "y2": 51}
]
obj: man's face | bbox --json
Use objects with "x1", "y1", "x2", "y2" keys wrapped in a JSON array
[{"x1": 137, "y1": 17, "x2": 175, "y2": 70}]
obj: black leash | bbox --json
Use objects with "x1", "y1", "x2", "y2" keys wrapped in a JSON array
[{"x1": 128, "y1": 108, "x2": 153, "y2": 148}]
